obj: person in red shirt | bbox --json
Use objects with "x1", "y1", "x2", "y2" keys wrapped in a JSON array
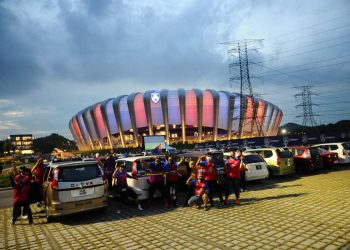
[
  {"x1": 165, "y1": 155, "x2": 184, "y2": 207},
  {"x1": 203, "y1": 153, "x2": 224, "y2": 206},
  {"x1": 187, "y1": 173, "x2": 209, "y2": 211},
  {"x1": 10, "y1": 166, "x2": 33, "y2": 225},
  {"x1": 224, "y1": 150, "x2": 243, "y2": 205}
]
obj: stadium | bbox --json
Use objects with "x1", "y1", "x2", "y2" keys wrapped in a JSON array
[{"x1": 69, "y1": 89, "x2": 283, "y2": 151}]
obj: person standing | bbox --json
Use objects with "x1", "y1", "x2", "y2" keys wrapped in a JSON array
[
  {"x1": 113, "y1": 164, "x2": 143, "y2": 211},
  {"x1": 239, "y1": 150, "x2": 248, "y2": 192},
  {"x1": 183, "y1": 160, "x2": 197, "y2": 206},
  {"x1": 187, "y1": 173, "x2": 209, "y2": 211},
  {"x1": 31, "y1": 157, "x2": 45, "y2": 204},
  {"x1": 10, "y1": 166, "x2": 33, "y2": 225},
  {"x1": 165, "y1": 155, "x2": 183, "y2": 207},
  {"x1": 224, "y1": 151, "x2": 242, "y2": 205},
  {"x1": 204, "y1": 154, "x2": 224, "y2": 206},
  {"x1": 147, "y1": 157, "x2": 170, "y2": 207}
]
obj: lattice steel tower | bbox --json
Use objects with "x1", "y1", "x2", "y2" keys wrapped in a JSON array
[
  {"x1": 223, "y1": 40, "x2": 263, "y2": 138},
  {"x1": 295, "y1": 85, "x2": 319, "y2": 127}
]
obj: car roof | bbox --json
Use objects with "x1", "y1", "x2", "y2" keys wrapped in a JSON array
[
  {"x1": 313, "y1": 143, "x2": 341, "y2": 146},
  {"x1": 48, "y1": 160, "x2": 98, "y2": 168},
  {"x1": 116, "y1": 155, "x2": 163, "y2": 162}
]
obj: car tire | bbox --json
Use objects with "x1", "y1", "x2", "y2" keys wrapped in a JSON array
[{"x1": 268, "y1": 168, "x2": 273, "y2": 178}]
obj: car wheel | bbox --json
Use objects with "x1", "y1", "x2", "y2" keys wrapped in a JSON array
[{"x1": 268, "y1": 168, "x2": 273, "y2": 178}]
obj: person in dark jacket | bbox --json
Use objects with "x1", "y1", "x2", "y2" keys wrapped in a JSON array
[
  {"x1": 147, "y1": 157, "x2": 170, "y2": 207},
  {"x1": 10, "y1": 166, "x2": 33, "y2": 225},
  {"x1": 113, "y1": 164, "x2": 143, "y2": 211}
]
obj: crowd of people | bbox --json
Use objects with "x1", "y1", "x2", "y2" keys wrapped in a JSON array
[
  {"x1": 8, "y1": 149, "x2": 246, "y2": 225},
  {"x1": 109, "y1": 150, "x2": 247, "y2": 211}
]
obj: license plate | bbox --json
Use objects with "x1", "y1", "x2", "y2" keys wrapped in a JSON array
[
  {"x1": 256, "y1": 165, "x2": 262, "y2": 170},
  {"x1": 74, "y1": 200, "x2": 93, "y2": 207},
  {"x1": 71, "y1": 187, "x2": 94, "y2": 197}
]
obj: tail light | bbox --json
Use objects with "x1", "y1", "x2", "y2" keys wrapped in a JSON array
[
  {"x1": 132, "y1": 161, "x2": 137, "y2": 177},
  {"x1": 276, "y1": 151, "x2": 281, "y2": 166},
  {"x1": 51, "y1": 168, "x2": 59, "y2": 190}
]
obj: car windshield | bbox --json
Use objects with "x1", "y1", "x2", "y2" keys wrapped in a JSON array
[
  {"x1": 244, "y1": 154, "x2": 264, "y2": 164},
  {"x1": 58, "y1": 164, "x2": 102, "y2": 182},
  {"x1": 342, "y1": 143, "x2": 350, "y2": 150}
]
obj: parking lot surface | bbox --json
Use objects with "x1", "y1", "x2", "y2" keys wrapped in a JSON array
[{"x1": 1, "y1": 166, "x2": 350, "y2": 250}]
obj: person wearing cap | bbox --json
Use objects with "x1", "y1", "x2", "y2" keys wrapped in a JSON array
[
  {"x1": 224, "y1": 150, "x2": 243, "y2": 205},
  {"x1": 112, "y1": 164, "x2": 143, "y2": 211},
  {"x1": 10, "y1": 166, "x2": 33, "y2": 225},
  {"x1": 187, "y1": 173, "x2": 209, "y2": 211}
]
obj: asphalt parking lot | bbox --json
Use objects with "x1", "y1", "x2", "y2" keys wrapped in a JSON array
[{"x1": 1, "y1": 166, "x2": 350, "y2": 250}]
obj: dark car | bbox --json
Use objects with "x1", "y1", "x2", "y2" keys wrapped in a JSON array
[
  {"x1": 287, "y1": 147, "x2": 323, "y2": 174},
  {"x1": 173, "y1": 151, "x2": 226, "y2": 186}
]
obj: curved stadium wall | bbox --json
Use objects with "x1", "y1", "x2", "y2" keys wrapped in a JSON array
[{"x1": 69, "y1": 89, "x2": 283, "y2": 151}]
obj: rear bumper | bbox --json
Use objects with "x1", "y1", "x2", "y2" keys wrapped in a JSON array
[{"x1": 47, "y1": 195, "x2": 109, "y2": 217}]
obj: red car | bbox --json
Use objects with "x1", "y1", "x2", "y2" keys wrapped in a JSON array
[
  {"x1": 310, "y1": 147, "x2": 339, "y2": 168},
  {"x1": 287, "y1": 147, "x2": 323, "y2": 174}
]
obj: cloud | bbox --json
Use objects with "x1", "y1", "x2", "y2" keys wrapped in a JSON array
[
  {"x1": 0, "y1": 121, "x2": 22, "y2": 130},
  {"x1": 3, "y1": 111, "x2": 25, "y2": 117}
]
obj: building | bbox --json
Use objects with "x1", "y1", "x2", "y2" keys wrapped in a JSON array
[
  {"x1": 9, "y1": 134, "x2": 34, "y2": 155},
  {"x1": 69, "y1": 89, "x2": 283, "y2": 151}
]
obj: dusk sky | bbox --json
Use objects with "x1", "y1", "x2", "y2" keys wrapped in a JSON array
[{"x1": 1, "y1": 0, "x2": 350, "y2": 140}]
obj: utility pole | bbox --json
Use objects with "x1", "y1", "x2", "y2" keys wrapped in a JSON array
[
  {"x1": 295, "y1": 85, "x2": 319, "y2": 127},
  {"x1": 221, "y1": 39, "x2": 263, "y2": 138}
]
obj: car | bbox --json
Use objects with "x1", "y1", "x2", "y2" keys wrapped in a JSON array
[
  {"x1": 245, "y1": 148, "x2": 295, "y2": 177},
  {"x1": 287, "y1": 147, "x2": 323, "y2": 174},
  {"x1": 113, "y1": 155, "x2": 165, "y2": 200},
  {"x1": 309, "y1": 146, "x2": 339, "y2": 168},
  {"x1": 312, "y1": 142, "x2": 350, "y2": 164},
  {"x1": 41, "y1": 160, "x2": 109, "y2": 221},
  {"x1": 241, "y1": 152, "x2": 269, "y2": 181}
]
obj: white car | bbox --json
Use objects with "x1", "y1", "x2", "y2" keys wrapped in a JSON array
[
  {"x1": 113, "y1": 155, "x2": 164, "y2": 200},
  {"x1": 242, "y1": 152, "x2": 269, "y2": 181},
  {"x1": 224, "y1": 152, "x2": 269, "y2": 181},
  {"x1": 313, "y1": 142, "x2": 350, "y2": 164}
]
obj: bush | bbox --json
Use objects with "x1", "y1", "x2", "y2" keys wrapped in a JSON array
[{"x1": 0, "y1": 172, "x2": 11, "y2": 188}]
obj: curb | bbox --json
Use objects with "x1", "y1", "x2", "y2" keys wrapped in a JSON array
[{"x1": 0, "y1": 187, "x2": 12, "y2": 191}]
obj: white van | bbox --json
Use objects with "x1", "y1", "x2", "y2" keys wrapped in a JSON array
[{"x1": 313, "y1": 142, "x2": 350, "y2": 164}]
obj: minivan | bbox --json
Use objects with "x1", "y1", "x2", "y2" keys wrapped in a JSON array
[
  {"x1": 42, "y1": 161, "x2": 109, "y2": 221},
  {"x1": 245, "y1": 148, "x2": 295, "y2": 177},
  {"x1": 313, "y1": 142, "x2": 350, "y2": 164}
]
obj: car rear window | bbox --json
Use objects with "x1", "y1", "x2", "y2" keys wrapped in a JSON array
[
  {"x1": 342, "y1": 143, "x2": 350, "y2": 150},
  {"x1": 244, "y1": 154, "x2": 264, "y2": 164},
  {"x1": 58, "y1": 164, "x2": 101, "y2": 182}
]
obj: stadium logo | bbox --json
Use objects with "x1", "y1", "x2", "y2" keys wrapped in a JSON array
[{"x1": 151, "y1": 91, "x2": 160, "y2": 103}]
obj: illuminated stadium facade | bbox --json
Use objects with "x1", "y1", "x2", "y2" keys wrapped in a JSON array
[{"x1": 69, "y1": 89, "x2": 283, "y2": 151}]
